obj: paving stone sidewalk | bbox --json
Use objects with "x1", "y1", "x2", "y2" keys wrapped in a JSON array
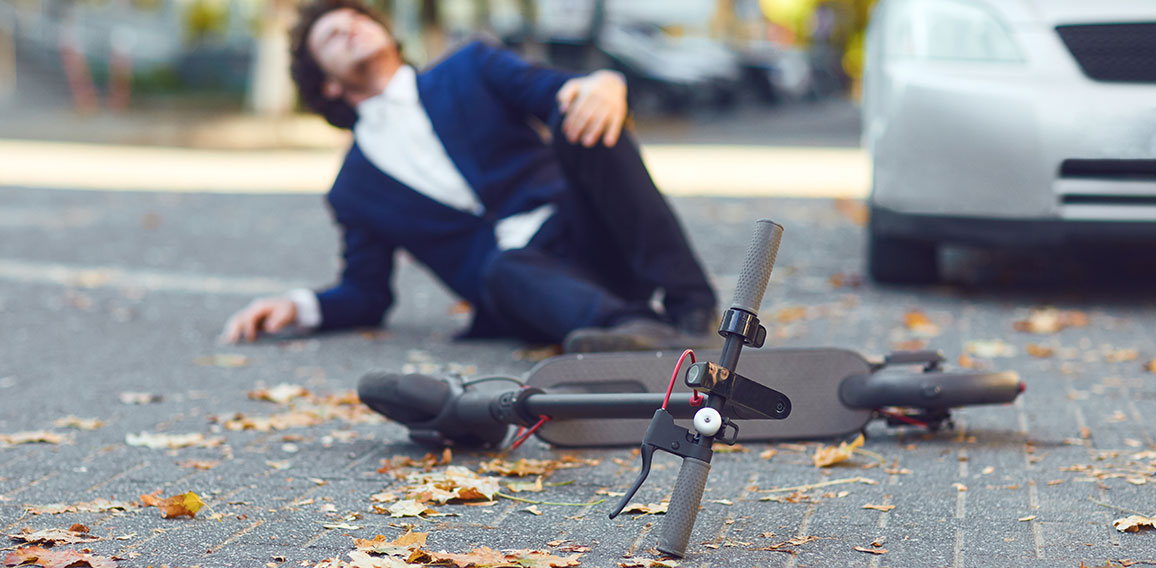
[{"x1": 2, "y1": 187, "x2": 1156, "y2": 567}]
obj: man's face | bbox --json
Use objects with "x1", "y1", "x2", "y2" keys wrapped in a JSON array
[{"x1": 308, "y1": 8, "x2": 395, "y2": 92}]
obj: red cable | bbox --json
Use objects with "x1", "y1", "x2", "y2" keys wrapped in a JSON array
[
  {"x1": 878, "y1": 408, "x2": 929, "y2": 428},
  {"x1": 663, "y1": 349, "x2": 703, "y2": 410},
  {"x1": 509, "y1": 415, "x2": 551, "y2": 450}
]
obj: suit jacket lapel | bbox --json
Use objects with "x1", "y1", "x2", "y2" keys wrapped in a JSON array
[{"x1": 416, "y1": 69, "x2": 482, "y2": 196}]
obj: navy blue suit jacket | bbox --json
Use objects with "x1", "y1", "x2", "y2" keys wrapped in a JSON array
[{"x1": 315, "y1": 40, "x2": 579, "y2": 333}]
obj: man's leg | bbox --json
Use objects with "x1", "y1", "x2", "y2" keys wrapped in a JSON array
[
  {"x1": 478, "y1": 247, "x2": 655, "y2": 343},
  {"x1": 549, "y1": 116, "x2": 718, "y2": 332}
]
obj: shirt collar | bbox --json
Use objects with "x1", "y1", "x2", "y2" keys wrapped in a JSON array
[{"x1": 356, "y1": 65, "x2": 418, "y2": 118}]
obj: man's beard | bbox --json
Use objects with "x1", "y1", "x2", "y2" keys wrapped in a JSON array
[{"x1": 342, "y1": 47, "x2": 391, "y2": 93}]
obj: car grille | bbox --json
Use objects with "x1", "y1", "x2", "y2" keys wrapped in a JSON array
[
  {"x1": 1056, "y1": 23, "x2": 1156, "y2": 83},
  {"x1": 1061, "y1": 159, "x2": 1156, "y2": 182},
  {"x1": 1059, "y1": 159, "x2": 1156, "y2": 207}
]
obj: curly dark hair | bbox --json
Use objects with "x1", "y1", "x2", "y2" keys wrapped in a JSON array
[{"x1": 289, "y1": 0, "x2": 397, "y2": 129}]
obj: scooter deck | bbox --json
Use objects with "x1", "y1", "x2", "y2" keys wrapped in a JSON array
[{"x1": 525, "y1": 347, "x2": 873, "y2": 447}]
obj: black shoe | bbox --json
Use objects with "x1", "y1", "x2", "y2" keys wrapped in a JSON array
[
  {"x1": 672, "y1": 306, "x2": 720, "y2": 336},
  {"x1": 562, "y1": 318, "x2": 722, "y2": 354}
]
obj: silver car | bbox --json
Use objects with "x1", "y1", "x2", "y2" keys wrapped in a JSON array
[{"x1": 862, "y1": 0, "x2": 1156, "y2": 283}]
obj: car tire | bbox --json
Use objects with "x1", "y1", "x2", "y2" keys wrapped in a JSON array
[{"x1": 867, "y1": 226, "x2": 940, "y2": 284}]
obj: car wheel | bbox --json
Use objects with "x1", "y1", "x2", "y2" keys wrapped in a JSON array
[{"x1": 867, "y1": 225, "x2": 940, "y2": 284}]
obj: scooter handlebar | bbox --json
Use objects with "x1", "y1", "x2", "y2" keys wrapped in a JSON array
[
  {"x1": 730, "y1": 219, "x2": 784, "y2": 316},
  {"x1": 657, "y1": 456, "x2": 711, "y2": 558}
]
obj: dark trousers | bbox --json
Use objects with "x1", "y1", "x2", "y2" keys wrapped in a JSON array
[{"x1": 476, "y1": 117, "x2": 717, "y2": 343}]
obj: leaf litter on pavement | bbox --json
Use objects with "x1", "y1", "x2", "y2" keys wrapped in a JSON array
[
  {"x1": 2, "y1": 546, "x2": 117, "y2": 568},
  {"x1": 216, "y1": 385, "x2": 384, "y2": 433},
  {"x1": 311, "y1": 531, "x2": 582, "y2": 568}
]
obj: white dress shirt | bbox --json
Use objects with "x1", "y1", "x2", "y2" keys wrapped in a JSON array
[{"x1": 291, "y1": 65, "x2": 554, "y2": 328}]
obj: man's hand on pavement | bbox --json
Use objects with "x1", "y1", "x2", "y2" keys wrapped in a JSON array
[
  {"x1": 556, "y1": 70, "x2": 628, "y2": 148},
  {"x1": 221, "y1": 296, "x2": 298, "y2": 344}
]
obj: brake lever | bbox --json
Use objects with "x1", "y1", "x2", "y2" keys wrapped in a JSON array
[{"x1": 608, "y1": 408, "x2": 713, "y2": 519}]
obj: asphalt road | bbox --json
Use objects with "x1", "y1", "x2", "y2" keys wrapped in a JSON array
[{"x1": 2, "y1": 185, "x2": 1156, "y2": 567}]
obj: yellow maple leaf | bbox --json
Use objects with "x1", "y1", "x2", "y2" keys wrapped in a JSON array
[
  {"x1": 813, "y1": 434, "x2": 865, "y2": 467},
  {"x1": 140, "y1": 490, "x2": 204, "y2": 518}
]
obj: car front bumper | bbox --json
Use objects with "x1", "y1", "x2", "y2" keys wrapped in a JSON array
[
  {"x1": 868, "y1": 40, "x2": 1156, "y2": 225},
  {"x1": 871, "y1": 205, "x2": 1156, "y2": 247}
]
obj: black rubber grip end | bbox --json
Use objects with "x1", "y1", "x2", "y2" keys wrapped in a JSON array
[{"x1": 357, "y1": 371, "x2": 449, "y2": 425}]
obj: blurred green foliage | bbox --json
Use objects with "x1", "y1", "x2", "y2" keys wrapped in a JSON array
[{"x1": 183, "y1": 0, "x2": 229, "y2": 44}]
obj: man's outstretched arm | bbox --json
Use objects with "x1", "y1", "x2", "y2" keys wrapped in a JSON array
[{"x1": 221, "y1": 221, "x2": 396, "y2": 343}]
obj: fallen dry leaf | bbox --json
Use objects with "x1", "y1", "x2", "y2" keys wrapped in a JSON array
[
  {"x1": 619, "y1": 502, "x2": 668, "y2": 515},
  {"x1": 755, "y1": 535, "x2": 821, "y2": 551},
  {"x1": 8, "y1": 526, "x2": 101, "y2": 546},
  {"x1": 177, "y1": 459, "x2": 220, "y2": 470},
  {"x1": 369, "y1": 492, "x2": 397, "y2": 503},
  {"x1": 51, "y1": 416, "x2": 104, "y2": 430},
  {"x1": 1013, "y1": 307, "x2": 1088, "y2": 334},
  {"x1": 249, "y1": 383, "x2": 309, "y2": 404},
  {"x1": 813, "y1": 434, "x2": 865, "y2": 468},
  {"x1": 353, "y1": 530, "x2": 428, "y2": 555},
  {"x1": 760, "y1": 448, "x2": 778, "y2": 460},
  {"x1": 0, "y1": 431, "x2": 69, "y2": 446},
  {"x1": 400, "y1": 466, "x2": 501, "y2": 504},
  {"x1": 617, "y1": 559, "x2": 680, "y2": 568},
  {"x1": 125, "y1": 431, "x2": 223, "y2": 449},
  {"x1": 523, "y1": 505, "x2": 543, "y2": 516},
  {"x1": 384, "y1": 500, "x2": 437, "y2": 518},
  {"x1": 965, "y1": 339, "x2": 1017, "y2": 358},
  {"x1": 479, "y1": 458, "x2": 563, "y2": 477},
  {"x1": 24, "y1": 499, "x2": 134, "y2": 516},
  {"x1": 1146, "y1": 359, "x2": 1156, "y2": 374},
  {"x1": 1104, "y1": 348, "x2": 1139, "y2": 363},
  {"x1": 3, "y1": 547, "x2": 117, "y2": 568},
  {"x1": 903, "y1": 310, "x2": 940, "y2": 337},
  {"x1": 512, "y1": 345, "x2": 563, "y2": 362},
  {"x1": 428, "y1": 546, "x2": 581, "y2": 568},
  {"x1": 711, "y1": 443, "x2": 749, "y2": 454},
  {"x1": 853, "y1": 546, "x2": 887, "y2": 555},
  {"x1": 505, "y1": 477, "x2": 544, "y2": 493},
  {"x1": 117, "y1": 392, "x2": 162, "y2": 405},
  {"x1": 862, "y1": 504, "x2": 895, "y2": 512},
  {"x1": 1025, "y1": 344, "x2": 1054, "y2": 359},
  {"x1": 1018, "y1": 515, "x2": 1036, "y2": 522},
  {"x1": 774, "y1": 305, "x2": 808, "y2": 324},
  {"x1": 377, "y1": 449, "x2": 454, "y2": 475},
  {"x1": 828, "y1": 273, "x2": 864, "y2": 289},
  {"x1": 140, "y1": 490, "x2": 204, "y2": 518},
  {"x1": 222, "y1": 411, "x2": 324, "y2": 432},
  {"x1": 953, "y1": 483, "x2": 968, "y2": 492},
  {"x1": 1114, "y1": 515, "x2": 1156, "y2": 533}
]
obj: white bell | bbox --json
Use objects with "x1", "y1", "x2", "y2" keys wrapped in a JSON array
[{"x1": 693, "y1": 407, "x2": 722, "y2": 437}]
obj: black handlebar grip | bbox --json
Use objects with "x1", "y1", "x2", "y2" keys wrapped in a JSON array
[
  {"x1": 656, "y1": 457, "x2": 711, "y2": 558},
  {"x1": 357, "y1": 372, "x2": 449, "y2": 425},
  {"x1": 730, "y1": 219, "x2": 784, "y2": 316}
]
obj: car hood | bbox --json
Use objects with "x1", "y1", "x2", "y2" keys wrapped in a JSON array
[{"x1": 1018, "y1": 0, "x2": 1156, "y2": 25}]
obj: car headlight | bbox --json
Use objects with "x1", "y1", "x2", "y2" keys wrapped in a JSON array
[{"x1": 884, "y1": 0, "x2": 1024, "y2": 63}]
